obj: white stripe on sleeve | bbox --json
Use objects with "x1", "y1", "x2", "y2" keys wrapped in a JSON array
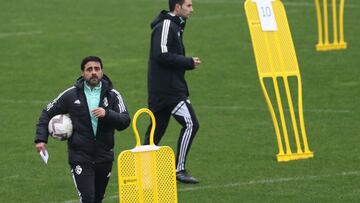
[
  {"x1": 161, "y1": 19, "x2": 170, "y2": 53},
  {"x1": 111, "y1": 89, "x2": 126, "y2": 113}
]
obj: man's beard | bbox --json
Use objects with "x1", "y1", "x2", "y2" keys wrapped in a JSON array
[{"x1": 86, "y1": 76, "x2": 100, "y2": 87}]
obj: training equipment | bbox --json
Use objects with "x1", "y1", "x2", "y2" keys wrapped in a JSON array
[
  {"x1": 48, "y1": 114, "x2": 73, "y2": 141},
  {"x1": 244, "y1": 0, "x2": 314, "y2": 162},
  {"x1": 315, "y1": 0, "x2": 347, "y2": 51},
  {"x1": 117, "y1": 108, "x2": 178, "y2": 203}
]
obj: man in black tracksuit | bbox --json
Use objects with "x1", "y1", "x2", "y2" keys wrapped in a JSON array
[
  {"x1": 145, "y1": 0, "x2": 201, "y2": 184},
  {"x1": 34, "y1": 56, "x2": 130, "y2": 203}
]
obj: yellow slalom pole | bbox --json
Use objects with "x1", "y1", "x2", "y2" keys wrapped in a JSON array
[
  {"x1": 272, "y1": 77, "x2": 292, "y2": 155},
  {"x1": 332, "y1": 0, "x2": 339, "y2": 44},
  {"x1": 315, "y1": 0, "x2": 347, "y2": 51},
  {"x1": 339, "y1": 0, "x2": 346, "y2": 45},
  {"x1": 283, "y1": 77, "x2": 303, "y2": 154},
  {"x1": 297, "y1": 77, "x2": 312, "y2": 154},
  {"x1": 315, "y1": 0, "x2": 323, "y2": 48},
  {"x1": 323, "y1": 0, "x2": 329, "y2": 46},
  {"x1": 260, "y1": 78, "x2": 285, "y2": 156}
]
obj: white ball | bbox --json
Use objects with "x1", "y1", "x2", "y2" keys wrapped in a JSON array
[{"x1": 48, "y1": 114, "x2": 73, "y2": 141}]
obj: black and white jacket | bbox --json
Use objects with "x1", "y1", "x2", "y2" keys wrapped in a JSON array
[
  {"x1": 147, "y1": 10, "x2": 195, "y2": 111},
  {"x1": 34, "y1": 75, "x2": 130, "y2": 164}
]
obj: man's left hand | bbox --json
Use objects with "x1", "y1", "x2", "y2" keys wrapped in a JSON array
[{"x1": 92, "y1": 107, "x2": 106, "y2": 118}]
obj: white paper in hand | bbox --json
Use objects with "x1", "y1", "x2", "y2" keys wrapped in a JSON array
[{"x1": 39, "y1": 150, "x2": 49, "y2": 164}]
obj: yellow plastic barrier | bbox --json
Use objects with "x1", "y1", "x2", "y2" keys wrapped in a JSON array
[
  {"x1": 315, "y1": 0, "x2": 347, "y2": 51},
  {"x1": 117, "y1": 108, "x2": 178, "y2": 203},
  {"x1": 244, "y1": 0, "x2": 313, "y2": 162}
]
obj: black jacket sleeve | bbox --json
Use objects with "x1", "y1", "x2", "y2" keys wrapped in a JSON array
[
  {"x1": 152, "y1": 22, "x2": 194, "y2": 70},
  {"x1": 34, "y1": 89, "x2": 70, "y2": 143},
  {"x1": 102, "y1": 90, "x2": 130, "y2": 131}
]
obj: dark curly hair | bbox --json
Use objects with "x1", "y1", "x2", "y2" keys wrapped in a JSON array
[{"x1": 80, "y1": 56, "x2": 103, "y2": 70}]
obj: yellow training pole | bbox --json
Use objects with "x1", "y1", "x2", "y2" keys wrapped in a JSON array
[
  {"x1": 315, "y1": 0, "x2": 347, "y2": 51},
  {"x1": 339, "y1": 0, "x2": 346, "y2": 47},
  {"x1": 315, "y1": 0, "x2": 324, "y2": 49},
  {"x1": 323, "y1": 0, "x2": 329, "y2": 46},
  {"x1": 332, "y1": 0, "x2": 338, "y2": 44}
]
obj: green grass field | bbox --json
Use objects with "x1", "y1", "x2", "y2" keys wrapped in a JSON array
[{"x1": 1, "y1": 0, "x2": 359, "y2": 202}]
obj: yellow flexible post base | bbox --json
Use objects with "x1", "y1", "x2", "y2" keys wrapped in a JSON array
[
  {"x1": 316, "y1": 42, "x2": 347, "y2": 51},
  {"x1": 314, "y1": 0, "x2": 347, "y2": 52},
  {"x1": 277, "y1": 151, "x2": 314, "y2": 162}
]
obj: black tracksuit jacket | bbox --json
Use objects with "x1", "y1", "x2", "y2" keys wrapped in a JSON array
[
  {"x1": 34, "y1": 75, "x2": 130, "y2": 164},
  {"x1": 147, "y1": 10, "x2": 195, "y2": 111}
]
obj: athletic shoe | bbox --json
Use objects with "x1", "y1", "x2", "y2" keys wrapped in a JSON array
[{"x1": 176, "y1": 170, "x2": 199, "y2": 184}]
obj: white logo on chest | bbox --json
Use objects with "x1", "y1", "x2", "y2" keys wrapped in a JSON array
[
  {"x1": 103, "y1": 97, "x2": 108, "y2": 107},
  {"x1": 75, "y1": 165, "x2": 82, "y2": 175}
]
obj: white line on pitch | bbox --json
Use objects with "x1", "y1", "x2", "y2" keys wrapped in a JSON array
[
  {"x1": 192, "y1": 14, "x2": 242, "y2": 20},
  {"x1": 198, "y1": 105, "x2": 351, "y2": 113},
  {"x1": 178, "y1": 171, "x2": 360, "y2": 192},
  {"x1": 1, "y1": 174, "x2": 19, "y2": 180},
  {"x1": 48, "y1": 170, "x2": 360, "y2": 203},
  {"x1": 0, "y1": 31, "x2": 42, "y2": 38},
  {"x1": 0, "y1": 99, "x2": 48, "y2": 104}
]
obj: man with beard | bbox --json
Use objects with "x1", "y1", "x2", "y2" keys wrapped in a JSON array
[
  {"x1": 145, "y1": 0, "x2": 201, "y2": 184},
  {"x1": 34, "y1": 56, "x2": 130, "y2": 202}
]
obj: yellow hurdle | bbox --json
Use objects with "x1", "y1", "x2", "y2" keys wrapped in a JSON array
[
  {"x1": 244, "y1": 0, "x2": 313, "y2": 162},
  {"x1": 315, "y1": 0, "x2": 347, "y2": 51},
  {"x1": 117, "y1": 108, "x2": 178, "y2": 203}
]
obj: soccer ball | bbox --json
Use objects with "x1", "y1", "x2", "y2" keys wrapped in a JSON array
[{"x1": 48, "y1": 114, "x2": 73, "y2": 141}]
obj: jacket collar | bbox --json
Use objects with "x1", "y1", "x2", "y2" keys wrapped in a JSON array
[{"x1": 150, "y1": 10, "x2": 186, "y2": 30}]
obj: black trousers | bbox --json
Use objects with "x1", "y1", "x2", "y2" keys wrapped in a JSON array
[
  {"x1": 144, "y1": 100, "x2": 200, "y2": 172},
  {"x1": 70, "y1": 162, "x2": 113, "y2": 203}
]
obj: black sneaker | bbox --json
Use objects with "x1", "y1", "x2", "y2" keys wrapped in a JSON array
[{"x1": 176, "y1": 170, "x2": 199, "y2": 184}]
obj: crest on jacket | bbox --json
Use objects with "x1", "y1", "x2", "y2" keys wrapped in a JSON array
[{"x1": 103, "y1": 97, "x2": 108, "y2": 107}]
